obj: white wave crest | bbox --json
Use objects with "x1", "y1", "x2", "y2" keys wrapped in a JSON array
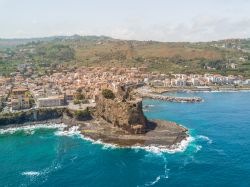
[
  {"x1": 22, "y1": 171, "x2": 40, "y2": 177},
  {"x1": 195, "y1": 145, "x2": 202, "y2": 153},
  {"x1": 54, "y1": 127, "x2": 119, "y2": 150},
  {"x1": 5, "y1": 123, "x2": 194, "y2": 155},
  {"x1": 145, "y1": 176, "x2": 161, "y2": 186},
  {"x1": 1, "y1": 123, "x2": 193, "y2": 154},
  {"x1": 81, "y1": 135, "x2": 118, "y2": 150},
  {"x1": 133, "y1": 136, "x2": 194, "y2": 154},
  {"x1": 79, "y1": 132, "x2": 194, "y2": 154},
  {"x1": 144, "y1": 104, "x2": 155, "y2": 108},
  {"x1": 0, "y1": 123, "x2": 66, "y2": 135},
  {"x1": 196, "y1": 135, "x2": 212, "y2": 144},
  {"x1": 139, "y1": 157, "x2": 169, "y2": 187},
  {"x1": 21, "y1": 161, "x2": 62, "y2": 182},
  {"x1": 54, "y1": 126, "x2": 81, "y2": 137}
]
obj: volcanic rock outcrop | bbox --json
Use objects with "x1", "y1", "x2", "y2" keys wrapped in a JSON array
[{"x1": 95, "y1": 84, "x2": 147, "y2": 134}]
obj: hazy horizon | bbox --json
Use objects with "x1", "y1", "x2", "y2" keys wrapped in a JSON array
[
  {"x1": 1, "y1": 0, "x2": 250, "y2": 42},
  {"x1": 0, "y1": 34, "x2": 249, "y2": 43}
]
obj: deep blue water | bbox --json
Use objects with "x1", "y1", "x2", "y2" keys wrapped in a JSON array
[{"x1": 1, "y1": 91, "x2": 250, "y2": 187}]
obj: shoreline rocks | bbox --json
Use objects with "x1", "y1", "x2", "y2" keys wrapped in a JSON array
[
  {"x1": 0, "y1": 110, "x2": 189, "y2": 149},
  {"x1": 78, "y1": 118, "x2": 188, "y2": 148},
  {"x1": 0, "y1": 84, "x2": 191, "y2": 149}
]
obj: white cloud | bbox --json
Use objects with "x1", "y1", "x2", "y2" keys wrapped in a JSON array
[
  {"x1": 2, "y1": 15, "x2": 250, "y2": 42},
  {"x1": 102, "y1": 16, "x2": 250, "y2": 42}
]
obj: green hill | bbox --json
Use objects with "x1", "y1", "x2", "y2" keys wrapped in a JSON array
[{"x1": 0, "y1": 35, "x2": 250, "y2": 77}]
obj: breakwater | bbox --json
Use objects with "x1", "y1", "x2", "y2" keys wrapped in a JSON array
[{"x1": 142, "y1": 93, "x2": 203, "y2": 103}]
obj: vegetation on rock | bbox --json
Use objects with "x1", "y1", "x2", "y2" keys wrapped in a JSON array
[
  {"x1": 73, "y1": 108, "x2": 91, "y2": 120},
  {"x1": 102, "y1": 89, "x2": 115, "y2": 99}
]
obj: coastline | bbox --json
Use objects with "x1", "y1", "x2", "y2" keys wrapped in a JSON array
[
  {"x1": 78, "y1": 118, "x2": 188, "y2": 147},
  {"x1": 0, "y1": 86, "x2": 195, "y2": 153},
  {"x1": 0, "y1": 115, "x2": 190, "y2": 153},
  {"x1": 0, "y1": 119, "x2": 191, "y2": 154},
  {"x1": 5, "y1": 85, "x2": 243, "y2": 153}
]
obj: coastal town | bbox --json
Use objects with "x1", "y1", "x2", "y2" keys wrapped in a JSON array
[{"x1": 0, "y1": 65, "x2": 250, "y2": 113}]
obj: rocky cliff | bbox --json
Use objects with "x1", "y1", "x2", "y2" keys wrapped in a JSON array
[
  {"x1": 95, "y1": 85, "x2": 147, "y2": 134},
  {"x1": 0, "y1": 108, "x2": 65, "y2": 126},
  {"x1": 0, "y1": 107, "x2": 92, "y2": 126}
]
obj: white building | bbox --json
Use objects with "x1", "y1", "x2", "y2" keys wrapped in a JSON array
[{"x1": 171, "y1": 79, "x2": 186, "y2": 87}]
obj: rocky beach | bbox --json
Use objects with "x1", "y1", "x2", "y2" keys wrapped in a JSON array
[{"x1": 77, "y1": 119, "x2": 188, "y2": 148}]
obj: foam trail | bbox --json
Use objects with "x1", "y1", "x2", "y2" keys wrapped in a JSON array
[
  {"x1": 140, "y1": 156, "x2": 169, "y2": 186},
  {"x1": 54, "y1": 126, "x2": 81, "y2": 137},
  {"x1": 197, "y1": 135, "x2": 213, "y2": 144},
  {"x1": 194, "y1": 145, "x2": 202, "y2": 153},
  {"x1": 0, "y1": 124, "x2": 66, "y2": 135},
  {"x1": 21, "y1": 160, "x2": 62, "y2": 182},
  {"x1": 78, "y1": 134, "x2": 194, "y2": 154},
  {"x1": 145, "y1": 176, "x2": 161, "y2": 186},
  {"x1": 22, "y1": 171, "x2": 40, "y2": 177},
  {"x1": 5, "y1": 123, "x2": 194, "y2": 155},
  {"x1": 132, "y1": 136, "x2": 194, "y2": 154}
]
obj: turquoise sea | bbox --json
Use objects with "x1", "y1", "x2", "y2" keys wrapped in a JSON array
[{"x1": 1, "y1": 91, "x2": 250, "y2": 187}]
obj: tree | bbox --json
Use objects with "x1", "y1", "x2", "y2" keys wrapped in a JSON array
[
  {"x1": 102, "y1": 89, "x2": 115, "y2": 99},
  {"x1": 75, "y1": 93, "x2": 85, "y2": 100},
  {"x1": 75, "y1": 88, "x2": 85, "y2": 100},
  {"x1": 74, "y1": 108, "x2": 90, "y2": 120},
  {"x1": 73, "y1": 99, "x2": 80, "y2": 105}
]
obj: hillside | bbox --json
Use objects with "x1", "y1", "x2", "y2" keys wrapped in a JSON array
[{"x1": 0, "y1": 36, "x2": 250, "y2": 77}]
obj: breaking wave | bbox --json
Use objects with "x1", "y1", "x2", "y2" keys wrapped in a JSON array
[
  {"x1": 55, "y1": 124, "x2": 194, "y2": 154},
  {"x1": 21, "y1": 161, "x2": 62, "y2": 179},
  {"x1": 1, "y1": 124, "x2": 193, "y2": 154},
  {"x1": 54, "y1": 126, "x2": 81, "y2": 137},
  {"x1": 22, "y1": 171, "x2": 40, "y2": 177},
  {"x1": 196, "y1": 135, "x2": 213, "y2": 144},
  {"x1": 144, "y1": 176, "x2": 161, "y2": 186},
  {"x1": 132, "y1": 136, "x2": 194, "y2": 154},
  {"x1": 194, "y1": 145, "x2": 202, "y2": 153},
  {"x1": 53, "y1": 125, "x2": 194, "y2": 154},
  {"x1": 0, "y1": 124, "x2": 66, "y2": 135},
  {"x1": 139, "y1": 157, "x2": 169, "y2": 186}
]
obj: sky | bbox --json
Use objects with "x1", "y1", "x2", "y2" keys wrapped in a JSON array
[{"x1": 0, "y1": 0, "x2": 250, "y2": 42}]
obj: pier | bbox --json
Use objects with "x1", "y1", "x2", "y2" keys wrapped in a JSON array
[{"x1": 141, "y1": 93, "x2": 203, "y2": 103}]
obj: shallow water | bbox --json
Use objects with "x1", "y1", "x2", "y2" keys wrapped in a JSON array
[{"x1": 1, "y1": 91, "x2": 250, "y2": 187}]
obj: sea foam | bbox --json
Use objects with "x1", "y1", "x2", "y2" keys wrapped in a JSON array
[
  {"x1": 132, "y1": 136, "x2": 194, "y2": 154},
  {"x1": 0, "y1": 123, "x2": 66, "y2": 135},
  {"x1": 56, "y1": 125, "x2": 194, "y2": 154},
  {"x1": 22, "y1": 171, "x2": 40, "y2": 177},
  {"x1": 54, "y1": 126, "x2": 81, "y2": 137},
  {"x1": 1, "y1": 124, "x2": 193, "y2": 154},
  {"x1": 139, "y1": 156, "x2": 169, "y2": 187},
  {"x1": 196, "y1": 135, "x2": 213, "y2": 144}
]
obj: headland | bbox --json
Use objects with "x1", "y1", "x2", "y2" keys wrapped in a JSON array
[{"x1": 0, "y1": 84, "x2": 194, "y2": 150}]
